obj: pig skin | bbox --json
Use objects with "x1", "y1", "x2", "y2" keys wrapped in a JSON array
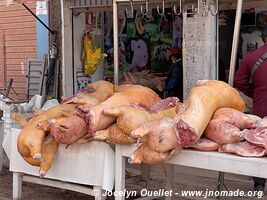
[
  {"x1": 103, "y1": 104, "x2": 177, "y2": 139},
  {"x1": 129, "y1": 118, "x2": 182, "y2": 164},
  {"x1": 11, "y1": 113, "x2": 33, "y2": 128},
  {"x1": 92, "y1": 124, "x2": 136, "y2": 144},
  {"x1": 204, "y1": 108, "x2": 256, "y2": 144},
  {"x1": 173, "y1": 80, "x2": 245, "y2": 146},
  {"x1": 47, "y1": 115, "x2": 88, "y2": 144},
  {"x1": 17, "y1": 104, "x2": 77, "y2": 175},
  {"x1": 62, "y1": 80, "x2": 114, "y2": 106},
  {"x1": 84, "y1": 85, "x2": 161, "y2": 133},
  {"x1": 89, "y1": 98, "x2": 178, "y2": 144},
  {"x1": 39, "y1": 135, "x2": 59, "y2": 177},
  {"x1": 186, "y1": 137, "x2": 220, "y2": 151}
]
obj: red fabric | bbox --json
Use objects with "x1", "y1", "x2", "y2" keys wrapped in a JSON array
[
  {"x1": 234, "y1": 44, "x2": 267, "y2": 118},
  {"x1": 170, "y1": 48, "x2": 182, "y2": 56}
]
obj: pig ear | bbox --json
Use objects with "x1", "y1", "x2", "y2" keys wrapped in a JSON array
[{"x1": 131, "y1": 40, "x2": 136, "y2": 51}]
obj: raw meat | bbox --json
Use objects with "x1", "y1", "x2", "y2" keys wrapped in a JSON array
[
  {"x1": 39, "y1": 115, "x2": 88, "y2": 145},
  {"x1": 82, "y1": 85, "x2": 161, "y2": 133},
  {"x1": 103, "y1": 104, "x2": 176, "y2": 137},
  {"x1": 129, "y1": 118, "x2": 182, "y2": 164},
  {"x1": 17, "y1": 104, "x2": 76, "y2": 175},
  {"x1": 62, "y1": 80, "x2": 114, "y2": 106},
  {"x1": 244, "y1": 127, "x2": 267, "y2": 151},
  {"x1": 173, "y1": 80, "x2": 245, "y2": 146},
  {"x1": 218, "y1": 141, "x2": 265, "y2": 157},
  {"x1": 186, "y1": 137, "x2": 220, "y2": 151},
  {"x1": 11, "y1": 113, "x2": 33, "y2": 128},
  {"x1": 129, "y1": 144, "x2": 173, "y2": 164},
  {"x1": 91, "y1": 124, "x2": 136, "y2": 144},
  {"x1": 123, "y1": 71, "x2": 166, "y2": 92},
  {"x1": 260, "y1": 117, "x2": 267, "y2": 127},
  {"x1": 204, "y1": 108, "x2": 256, "y2": 144}
]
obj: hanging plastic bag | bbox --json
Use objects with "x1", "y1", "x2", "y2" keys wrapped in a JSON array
[{"x1": 83, "y1": 34, "x2": 106, "y2": 75}]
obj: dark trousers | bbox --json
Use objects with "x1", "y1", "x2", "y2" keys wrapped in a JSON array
[{"x1": 253, "y1": 177, "x2": 266, "y2": 187}]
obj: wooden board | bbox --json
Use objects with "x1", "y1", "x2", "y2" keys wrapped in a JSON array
[{"x1": 0, "y1": 1, "x2": 37, "y2": 100}]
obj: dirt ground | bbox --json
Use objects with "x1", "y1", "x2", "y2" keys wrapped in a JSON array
[{"x1": 0, "y1": 164, "x2": 265, "y2": 200}]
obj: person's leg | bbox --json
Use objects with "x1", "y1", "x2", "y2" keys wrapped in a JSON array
[{"x1": 253, "y1": 177, "x2": 266, "y2": 191}]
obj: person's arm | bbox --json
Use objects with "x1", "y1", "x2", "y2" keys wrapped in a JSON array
[
  {"x1": 234, "y1": 57, "x2": 253, "y2": 98},
  {"x1": 164, "y1": 62, "x2": 181, "y2": 91}
]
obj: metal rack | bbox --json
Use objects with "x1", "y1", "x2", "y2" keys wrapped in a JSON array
[{"x1": 112, "y1": 0, "x2": 243, "y2": 87}]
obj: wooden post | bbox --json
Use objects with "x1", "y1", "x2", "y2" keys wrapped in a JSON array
[
  {"x1": 113, "y1": 0, "x2": 119, "y2": 86},
  {"x1": 228, "y1": 0, "x2": 243, "y2": 86},
  {"x1": 61, "y1": 0, "x2": 74, "y2": 96},
  {"x1": 1, "y1": 30, "x2": 6, "y2": 89}
]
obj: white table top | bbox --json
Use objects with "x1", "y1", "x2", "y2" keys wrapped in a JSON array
[{"x1": 117, "y1": 144, "x2": 267, "y2": 179}]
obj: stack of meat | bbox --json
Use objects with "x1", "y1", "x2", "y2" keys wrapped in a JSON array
[
  {"x1": 13, "y1": 80, "x2": 164, "y2": 176},
  {"x1": 13, "y1": 79, "x2": 266, "y2": 176}
]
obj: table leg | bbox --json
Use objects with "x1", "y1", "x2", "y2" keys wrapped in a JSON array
[
  {"x1": 0, "y1": 120, "x2": 4, "y2": 172},
  {"x1": 13, "y1": 172, "x2": 22, "y2": 200},
  {"x1": 115, "y1": 145, "x2": 125, "y2": 200},
  {"x1": 165, "y1": 164, "x2": 174, "y2": 200},
  {"x1": 93, "y1": 186, "x2": 106, "y2": 200},
  {"x1": 141, "y1": 164, "x2": 151, "y2": 186}
]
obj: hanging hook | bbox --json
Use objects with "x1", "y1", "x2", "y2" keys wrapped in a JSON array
[
  {"x1": 186, "y1": 0, "x2": 200, "y2": 15},
  {"x1": 125, "y1": 0, "x2": 134, "y2": 16},
  {"x1": 211, "y1": 0, "x2": 218, "y2": 16},
  {"x1": 157, "y1": 0, "x2": 165, "y2": 16},
  {"x1": 173, "y1": 0, "x2": 182, "y2": 15},
  {"x1": 141, "y1": 0, "x2": 149, "y2": 16}
]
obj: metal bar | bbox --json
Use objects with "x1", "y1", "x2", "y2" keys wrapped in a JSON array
[
  {"x1": 228, "y1": 0, "x2": 243, "y2": 86},
  {"x1": 1, "y1": 30, "x2": 6, "y2": 89},
  {"x1": 113, "y1": 0, "x2": 119, "y2": 86},
  {"x1": 218, "y1": 172, "x2": 225, "y2": 191},
  {"x1": 0, "y1": 120, "x2": 3, "y2": 172},
  {"x1": 22, "y1": 3, "x2": 56, "y2": 35},
  {"x1": 5, "y1": 79, "x2": 13, "y2": 97},
  {"x1": 22, "y1": 175, "x2": 96, "y2": 196}
]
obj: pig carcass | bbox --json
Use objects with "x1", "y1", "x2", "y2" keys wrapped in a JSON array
[
  {"x1": 186, "y1": 137, "x2": 220, "y2": 151},
  {"x1": 97, "y1": 97, "x2": 178, "y2": 144},
  {"x1": 218, "y1": 141, "x2": 265, "y2": 157},
  {"x1": 92, "y1": 124, "x2": 136, "y2": 144},
  {"x1": 38, "y1": 114, "x2": 88, "y2": 145},
  {"x1": 17, "y1": 104, "x2": 76, "y2": 176},
  {"x1": 173, "y1": 80, "x2": 245, "y2": 146},
  {"x1": 11, "y1": 113, "x2": 34, "y2": 128},
  {"x1": 62, "y1": 80, "x2": 114, "y2": 107},
  {"x1": 123, "y1": 71, "x2": 166, "y2": 92},
  {"x1": 82, "y1": 85, "x2": 161, "y2": 134},
  {"x1": 129, "y1": 118, "x2": 182, "y2": 164},
  {"x1": 204, "y1": 108, "x2": 256, "y2": 144}
]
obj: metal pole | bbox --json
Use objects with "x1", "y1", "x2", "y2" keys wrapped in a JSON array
[
  {"x1": 22, "y1": 3, "x2": 56, "y2": 35},
  {"x1": 113, "y1": 0, "x2": 119, "y2": 86},
  {"x1": 228, "y1": 0, "x2": 243, "y2": 86},
  {"x1": 0, "y1": 120, "x2": 3, "y2": 172}
]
